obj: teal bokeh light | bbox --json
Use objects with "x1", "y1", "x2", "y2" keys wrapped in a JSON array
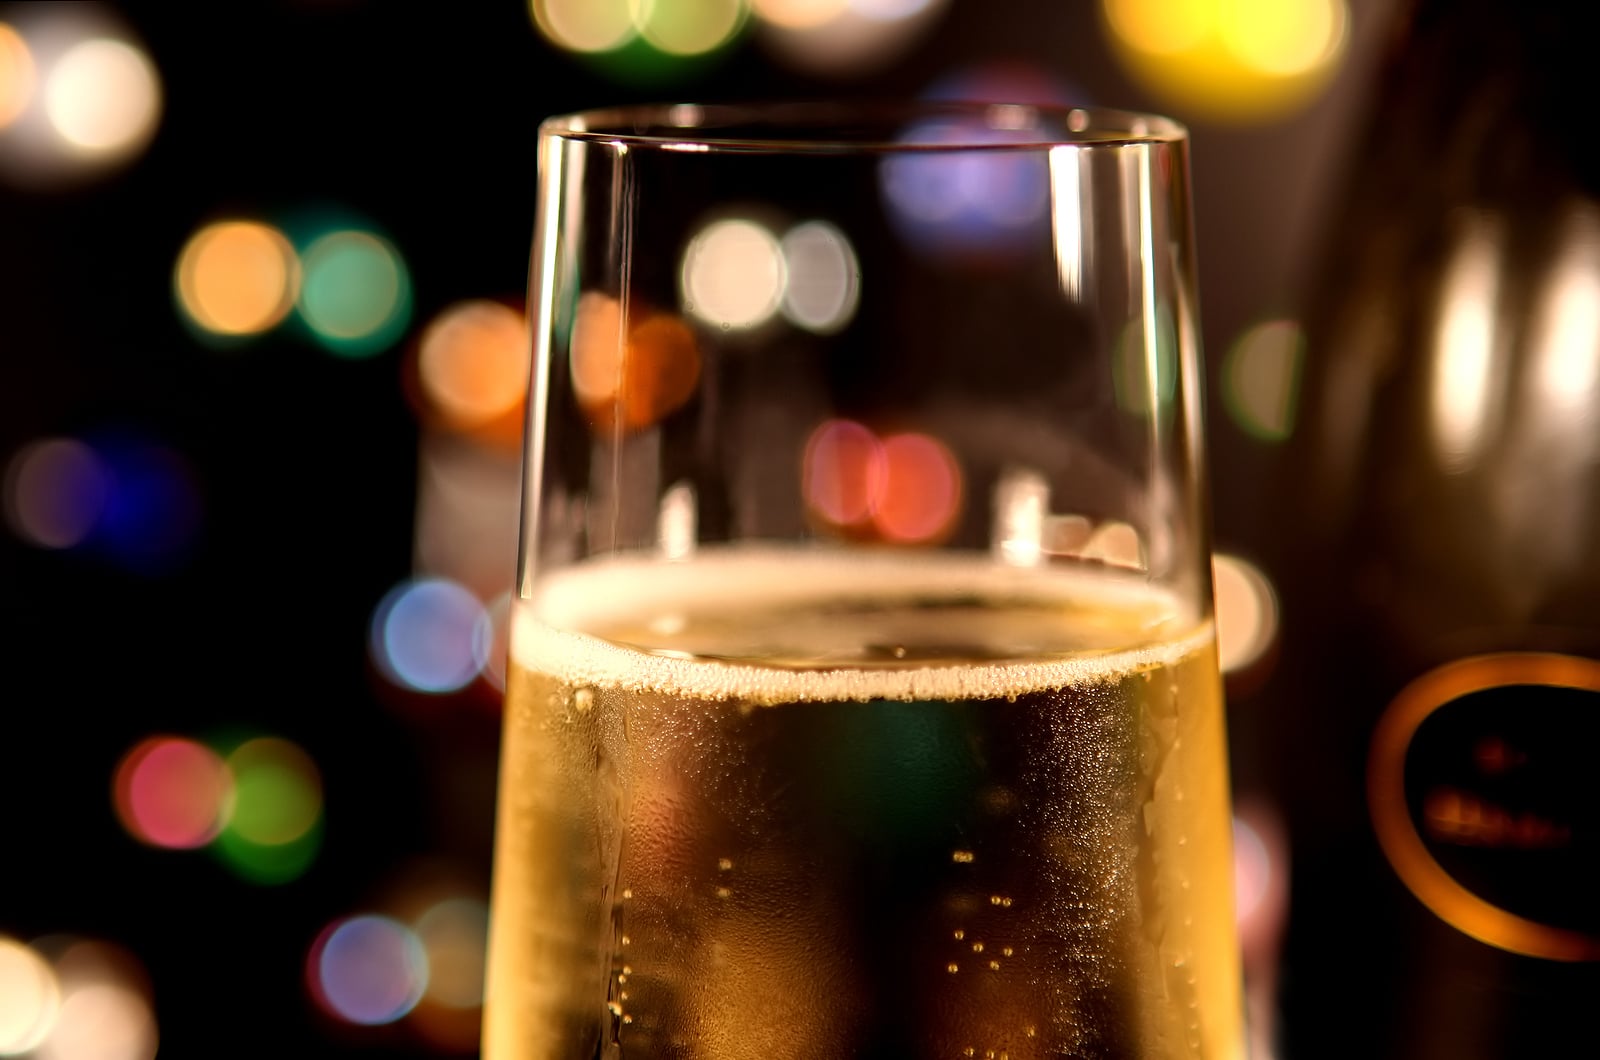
[{"x1": 294, "y1": 227, "x2": 412, "y2": 358}]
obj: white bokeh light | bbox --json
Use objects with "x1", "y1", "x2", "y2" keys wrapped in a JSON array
[
  {"x1": 780, "y1": 220, "x2": 860, "y2": 334},
  {"x1": 681, "y1": 218, "x2": 787, "y2": 331},
  {"x1": 44, "y1": 37, "x2": 160, "y2": 155}
]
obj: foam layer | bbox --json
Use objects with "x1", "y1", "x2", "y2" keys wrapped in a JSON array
[{"x1": 512, "y1": 547, "x2": 1214, "y2": 704}]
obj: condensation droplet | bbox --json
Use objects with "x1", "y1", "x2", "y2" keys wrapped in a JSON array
[
  {"x1": 953, "y1": 929, "x2": 965, "y2": 940},
  {"x1": 1002, "y1": 946, "x2": 1013, "y2": 957},
  {"x1": 947, "y1": 962, "x2": 959, "y2": 974},
  {"x1": 952, "y1": 850, "x2": 975, "y2": 864},
  {"x1": 716, "y1": 887, "x2": 731, "y2": 899},
  {"x1": 990, "y1": 895, "x2": 1003, "y2": 906},
  {"x1": 617, "y1": 974, "x2": 628, "y2": 985},
  {"x1": 1002, "y1": 897, "x2": 1013, "y2": 907},
  {"x1": 620, "y1": 991, "x2": 630, "y2": 1001},
  {"x1": 964, "y1": 1049, "x2": 976, "y2": 1058},
  {"x1": 622, "y1": 888, "x2": 633, "y2": 899},
  {"x1": 622, "y1": 965, "x2": 632, "y2": 975},
  {"x1": 1025, "y1": 1026, "x2": 1037, "y2": 1038},
  {"x1": 718, "y1": 857, "x2": 733, "y2": 871},
  {"x1": 989, "y1": 960, "x2": 1001, "y2": 970},
  {"x1": 574, "y1": 687, "x2": 595, "y2": 713},
  {"x1": 608, "y1": 1001, "x2": 623, "y2": 1017},
  {"x1": 623, "y1": 1014, "x2": 634, "y2": 1024},
  {"x1": 972, "y1": 941, "x2": 984, "y2": 953},
  {"x1": 621, "y1": 935, "x2": 631, "y2": 946}
]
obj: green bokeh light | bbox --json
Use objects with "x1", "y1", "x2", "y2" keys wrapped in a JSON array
[
  {"x1": 1113, "y1": 304, "x2": 1179, "y2": 418},
  {"x1": 208, "y1": 734, "x2": 324, "y2": 885}
]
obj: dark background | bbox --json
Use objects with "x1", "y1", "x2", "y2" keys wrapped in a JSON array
[{"x1": 1, "y1": 1, "x2": 1396, "y2": 1057}]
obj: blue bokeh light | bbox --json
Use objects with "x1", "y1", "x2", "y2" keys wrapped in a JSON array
[
  {"x1": 370, "y1": 578, "x2": 492, "y2": 694},
  {"x1": 312, "y1": 915, "x2": 429, "y2": 1026}
]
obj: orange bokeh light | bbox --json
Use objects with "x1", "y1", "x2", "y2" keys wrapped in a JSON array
[
  {"x1": 569, "y1": 292, "x2": 701, "y2": 435},
  {"x1": 874, "y1": 432, "x2": 961, "y2": 543},
  {"x1": 0, "y1": 23, "x2": 34, "y2": 129},
  {"x1": 417, "y1": 299, "x2": 529, "y2": 446}
]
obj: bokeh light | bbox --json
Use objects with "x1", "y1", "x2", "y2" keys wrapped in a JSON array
[
  {"x1": 0, "y1": 936, "x2": 59, "y2": 1056},
  {"x1": 296, "y1": 229, "x2": 412, "y2": 357},
  {"x1": 569, "y1": 292, "x2": 701, "y2": 434},
  {"x1": 1212, "y1": 551, "x2": 1280, "y2": 677},
  {"x1": 0, "y1": 9, "x2": 162, "y2": 185},
  {"x1": 803, "y1": 419, "x2": 883, "y2": 528},
  {"x1": 681, "y1": 217, "x2": 787, "y2": 331},
  {"x1": 636, "y1": 0, "x2": 749, "y2": 56},
  {"x1": 530, "y1": 0, "x2": 636, "y2": 53},
  {"x1": 3, "y1": 437, "x2": 109, "y2": 549},
  {"x1": 174, "y1": 220, "x2": 301, "y2": 339},
  {"x1": 1224, "y1": 318, "x2": 1302, "y2": 442},
  {"x1": 417, "y1": 299, "x2": 529, "y2": 434},
  {"x1": 880, "y1": 111, "x2": 1053, "y2": 263},
  {"x1": 779, "y1": 221, "x2": 860, "y2": 334},
  {"x1": 85, "y1": 434, "x2": 202, "y2": 574},
  {"x1": 31, "y1": 939, "x2": 157, "y2": 1060},
  {"x1": 223, "y1": 737, "x2": 322, "y2": 847},
  {"x1": 751, "y1": 0, "x2": 949, "y2": 77},
  {"x1": 0, "y1": 23, "x2": 35, "y2": 129},
  {"x1": 802, "y1": 421, "x2": 962, "y2": 542},
  {"x1": 43, "y1": 37, "x2": 160, "y2": 155},
  {"x1": 371, "y1": 577, "x2": 493, "y2": 694},
  {"x1": 112, "y1": 737, "x2": 232, "y2": 850},
  {"x1": 481, "y1": 590, "x2": 512, "y2": 694},
  {"x1": 1113, "y1": 306, "x2": 1178, "y2": 417},
  {"x1": 1100, "y1": 0, "x2": 1349, "y2": 123},
  {"x1": 310, "y1": 915, "x2": 429, "y2": 1026},
  {"x1": 414, "y1": 897, "x2": 489, "y2": 1009},
  {"x1": 212, "y1": 735, "x2": 324, "y2": 885},
  {"x1": 873, "y1": 432, "x2": 961, "y2": 544}
]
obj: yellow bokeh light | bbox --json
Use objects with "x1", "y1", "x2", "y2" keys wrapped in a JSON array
[
  {"x1": 175, "y1": 221, "x2": 301, "y2": 337},
  {"x1": 531, "y1": 0, "x2": 636, "y2": 53},
  {"x1": 1100, "y1": 0, "x2": 1349, "y2": 122},
  {"x1": 418, "y1": 300, "x2": 530, "y2": 429},
  {"x1": 43, "y1": 37, "x2": 161, "y2": 154},
  {"x1": 750, "y1": 0, "x2": 850, "y2": 30},
  {"x1": 0, "y1": 937, "x2": 60, "y2": 1055},
  {"x1": 636, "y1": 0, "x2": 748, "y2": 56},
  {"x1": 0, "y1": 23, "x2": 35, "y2": 129}
]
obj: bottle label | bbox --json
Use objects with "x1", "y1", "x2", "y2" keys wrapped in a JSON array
[{"x1": 1368, "y1": 653, "x2": 1600, "y2": 960}]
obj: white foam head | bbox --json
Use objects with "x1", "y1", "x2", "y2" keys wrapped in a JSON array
[{"x1": 511, "y1": 546, "x2": 1213, "y2": 704}]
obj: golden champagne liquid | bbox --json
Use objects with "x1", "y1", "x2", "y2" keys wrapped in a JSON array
[{"x1": 484, "y1": 549, "x2": 1242, "y2": 1060}]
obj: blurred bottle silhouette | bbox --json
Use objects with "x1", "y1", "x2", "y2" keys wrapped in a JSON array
[{"x1": 1262, "y1": 0, "x2": 1600, "y2": 1056}]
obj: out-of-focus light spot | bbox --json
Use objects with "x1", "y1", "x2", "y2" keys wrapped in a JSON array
[
  {"x1": 3, "y1": 438, "x2": 109, "y2": 549},
  {"x1": 418, "y1": 300, "x2": 529, "y2": 431},
  {"x1": 881, "y1": 115, "x2": 1052, "y2": 263},
  {"x1": 35, "y1": 983, "x2": 156, "y2": 1060},
  {"x1": 682, "y1": 218, "x2": 786, "y2": 330},
  {"x1": 174, "y1": 220, "x2": 300, "y2": 338},
  {"x1": 751, "y1": 0, "x2": 849, "y2": 30},
  {"x1": 993, "y1": 467, "x2": 1048, "y2": 566},
  {"x1": 636, "y1": 0, "x2": 748, "y2": 56},
  {"x1": 414, "y1": 897, "x2": 489, "y2": 1009},
  {"x1": 0, "y1": 23, "x2": 35, "y2": 129},
  {"x1": 569, "y1": 292, "x2": 702, "y2": 434},
  {"x1": 311, "y1": 915, "x2": 429, "y2": 1026},
  {"x1": 85, "y1": 435, "x2": 201, "y2": 574},
  {"x1": 1212, "y1": 552, "x2": 1279, "y2": 675},
  {"x1": 297, "y1": 229, "x2": 411, "y2": 357},
  {"x1": 1224, "y1": 318, "x2": 1303, "y2": 443},
  {"x1": 1528, "y1": 202, "x2": 1600, "y2": 421},
  {"x1": 530, "y1": 0, "x2": 636, "y2": 53},
  {"x1": 223, "y1": 738, "x2": 321, "y2": 847},
  {"x1": 0, "y1": 936, "x2": 59, "y2": 1055},
  {"x1": 371, "y1": 578, "x2": 493, "y2": 694},
  {"x1": 780, "y1": 221, "x2": 860, "y2": 334},
  {"x1": 874, "y1": 433, "x2": 961, "y2": 544},
  {"x1": 1233, "y1": 812, "x2": 1273, "y2": 927},
  {"x1": 803, "y1": 419, "x2": 883, "y2": 528},
  {"x1": 43, "y1": 37, "x2": 160, "y2": 155},
  {"x1": 112, "y1": 737, "x2": 232, "y2": 850},
  {"x1": 1100, "y1": 0, "x2": 1349, "y2": 123},
  {"x1": 31, "y1": 942, "x2": 157, "y2": 1060},
  {"x1": 752, "y1": 0, "x2": 948, "y2": 77}
]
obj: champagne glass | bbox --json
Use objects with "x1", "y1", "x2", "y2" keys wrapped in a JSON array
[{"x1": 485, "y1": 101, "x2": 1241, "y2": 1060}]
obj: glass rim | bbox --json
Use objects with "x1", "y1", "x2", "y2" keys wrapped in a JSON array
[{"x1": 538, "y1": 100, "x2": 1188, "y2": 154}]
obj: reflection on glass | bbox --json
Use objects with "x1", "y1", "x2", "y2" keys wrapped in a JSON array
[{"x1": 1430, "y1": 213, "x2": 1502, "y2": 473}]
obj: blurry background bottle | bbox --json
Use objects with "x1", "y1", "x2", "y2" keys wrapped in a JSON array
[{"x1": 1262, "y1": 0, "x2": 1600, "y2": 1056}]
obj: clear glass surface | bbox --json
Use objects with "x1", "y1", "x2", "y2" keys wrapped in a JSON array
[{"x1": 485, "y1": 101, "x2": 1242, "y2": 1060}]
